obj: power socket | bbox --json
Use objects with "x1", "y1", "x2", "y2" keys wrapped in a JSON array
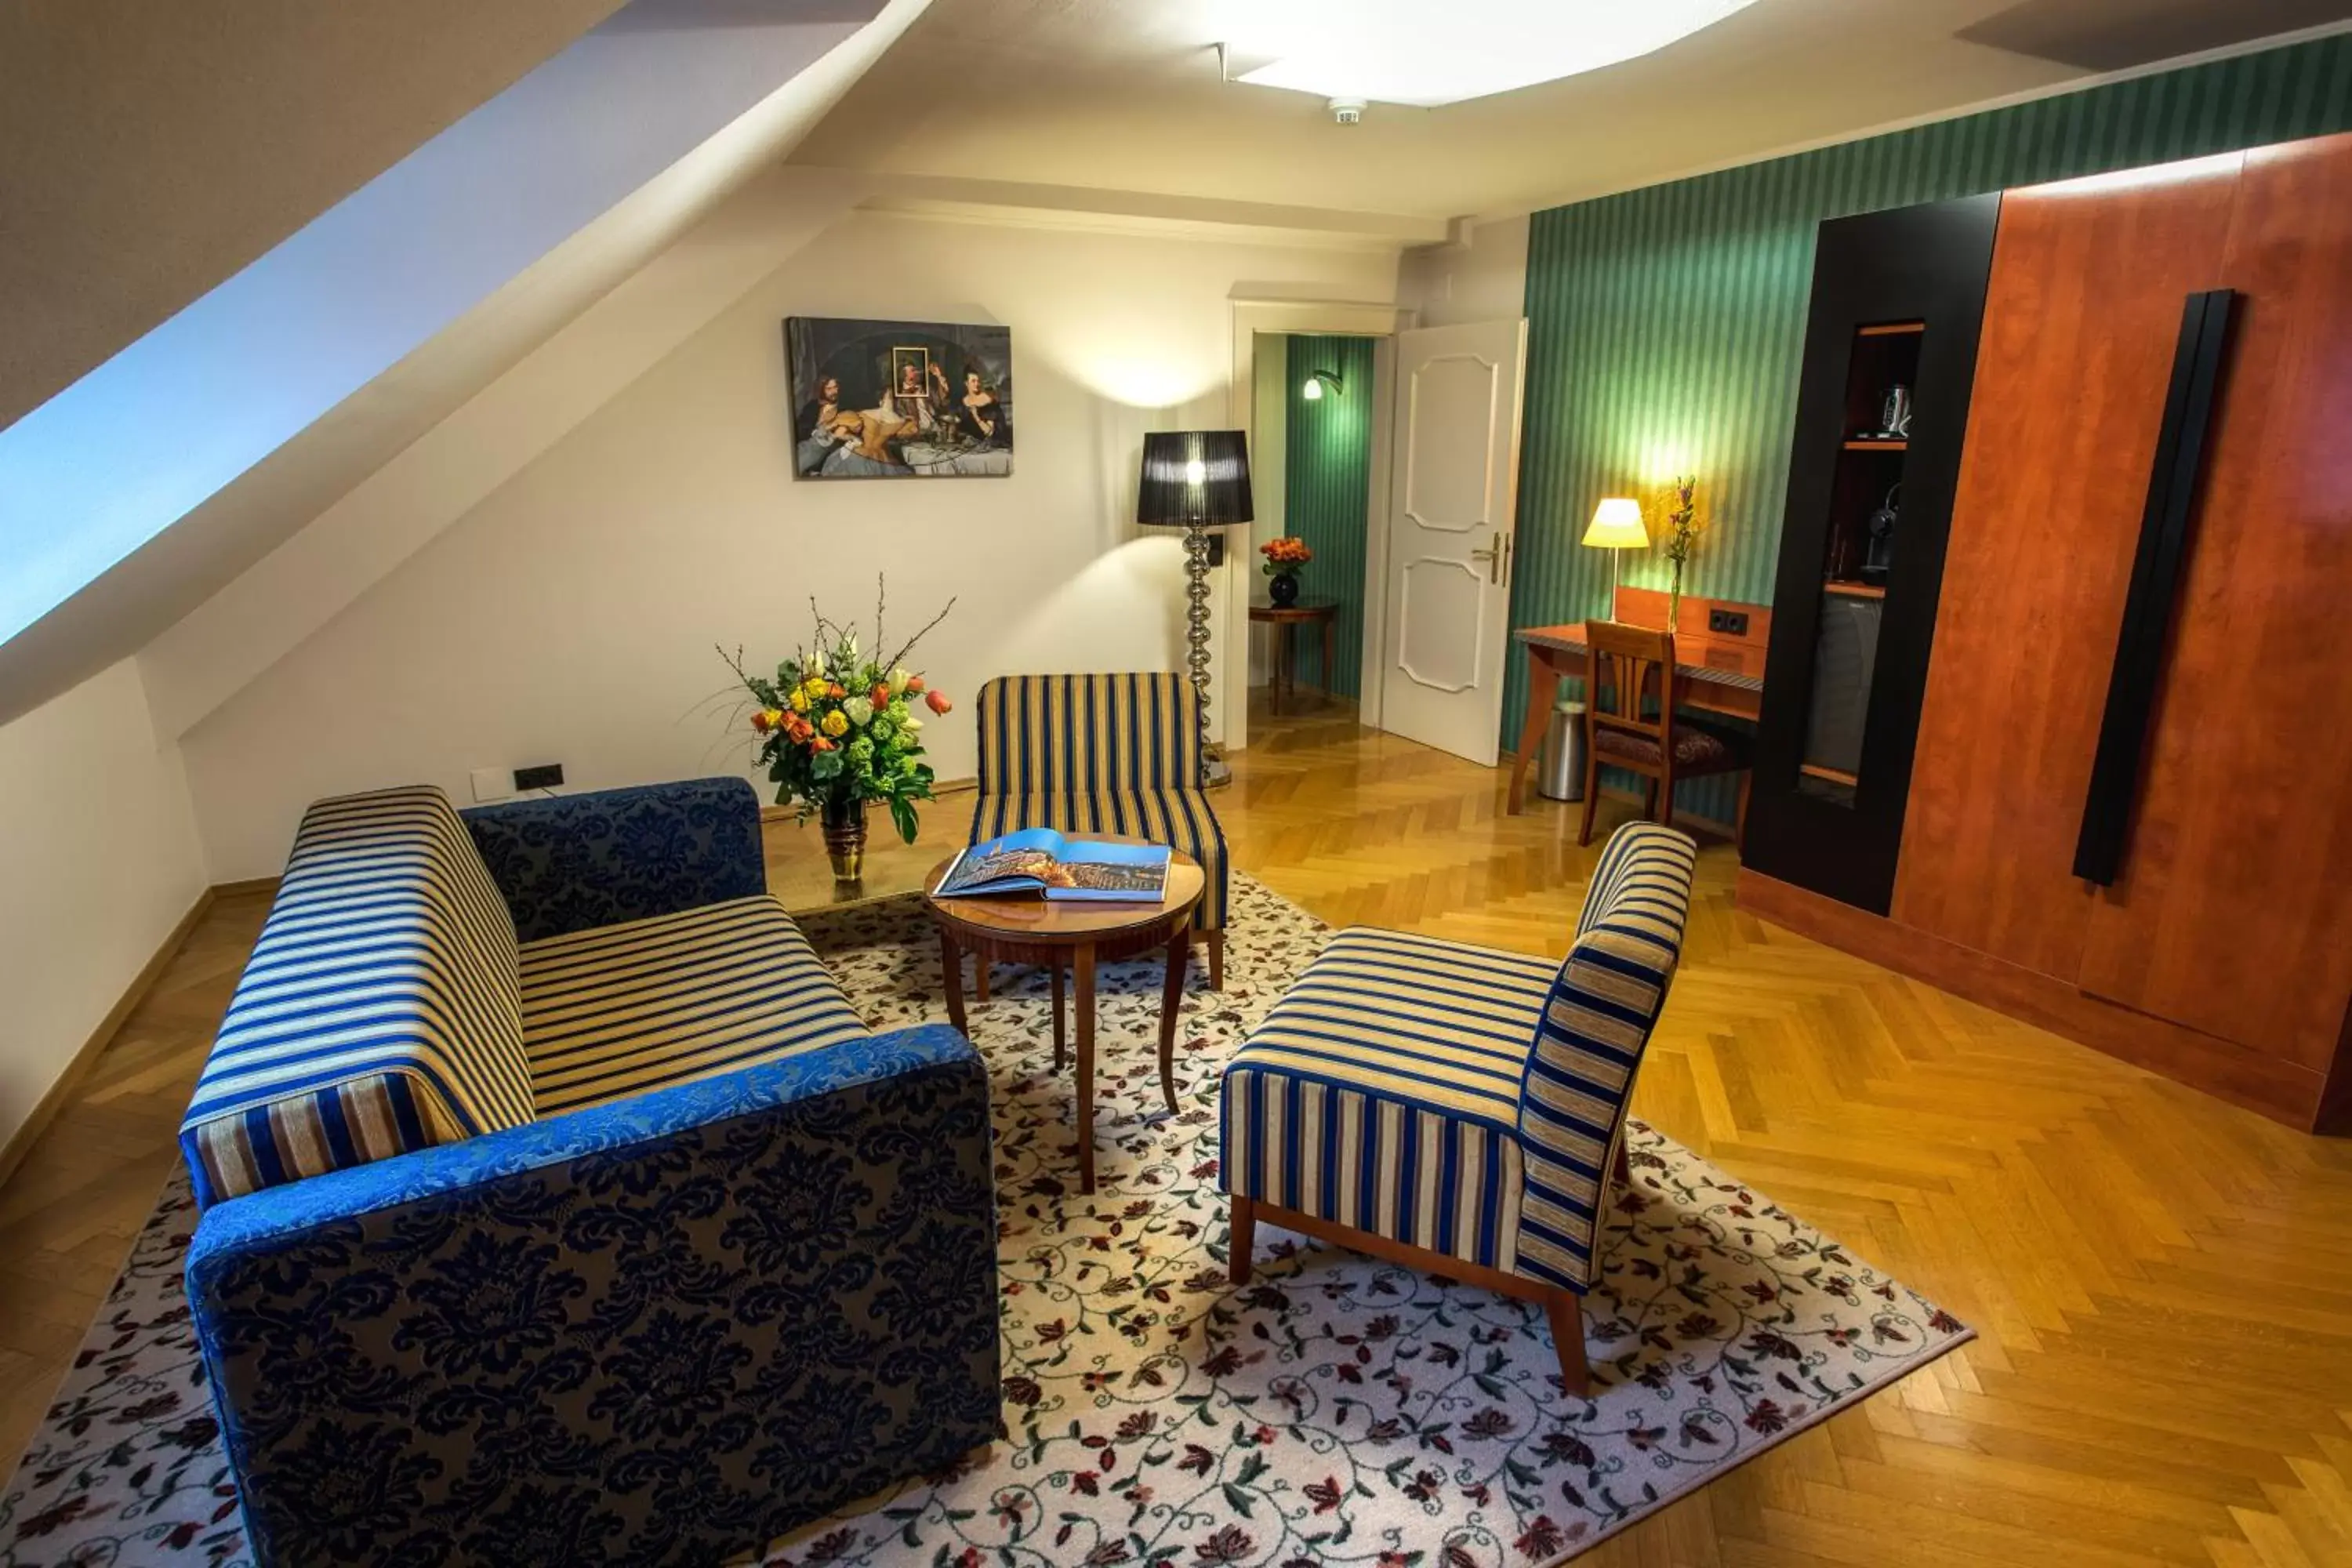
[
  {"x1": 1707, "y1": 608, "x2": 1751, "y2": 637},
  {"x1": 512, "y1": 763, "x2": 564, "y2": 792}
]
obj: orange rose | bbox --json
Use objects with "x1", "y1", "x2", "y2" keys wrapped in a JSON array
[
  {"x1": 925, "y1": 688, "x2": 953, "y2": 715},
  {"x1": 811, "y1": 735, "x2": 834, "y2": 752},
  {"x1": 750, "y1": 711, "x2": 771, "y2": 735},
  {"x1": 827, "y1": 683, "x2": 846, "y2": 700}
]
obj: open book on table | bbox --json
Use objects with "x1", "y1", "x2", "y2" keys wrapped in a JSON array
[{"x1": 934, "y1": 828, "x2": 1171, "y2": 903}]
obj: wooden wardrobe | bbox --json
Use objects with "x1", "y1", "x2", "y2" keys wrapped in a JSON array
[{"x1": 1740, "y1": 132, "x2": 2352, "y2": 1134}]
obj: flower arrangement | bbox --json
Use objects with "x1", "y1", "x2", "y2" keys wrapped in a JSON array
[
  {"x1": 1260, "y1": 536, "x2": 1312, "y2": 605},
  {"x1": 1258, "y1": 536, "x2": 1312, "y2": 575},
  {"x1": 722, "y1": 581, "x2": 954, "y2": 868},
  {"x1": 1657, "y1": 475, "x2": 1709, "y2": 627}
]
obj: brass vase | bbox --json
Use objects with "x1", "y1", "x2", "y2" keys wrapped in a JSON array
[{"x1": 819, "y1": 794, "x2": 867, "y2": 884}]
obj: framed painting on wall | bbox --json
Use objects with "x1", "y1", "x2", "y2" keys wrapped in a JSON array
[{"x1": 784, "y1": 317, "x2": 1013, "y2": 478}]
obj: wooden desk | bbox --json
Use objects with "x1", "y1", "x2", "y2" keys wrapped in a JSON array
[
  {"x1": 1249, "y1": 599, "x2": 1340, "y2": 715},
  {"x1": 1507, "y1": 588, "x2": 1771, "y2": 815}
]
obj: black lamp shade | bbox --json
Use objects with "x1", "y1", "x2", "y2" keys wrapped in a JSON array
[{"x1": 1137, "y1": 430, "x2": 1253, "y2": 527}]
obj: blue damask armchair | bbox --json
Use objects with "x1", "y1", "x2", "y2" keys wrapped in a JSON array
[{"x1": 180, "y1": 779, "x2": 1000, "y2": 1568}]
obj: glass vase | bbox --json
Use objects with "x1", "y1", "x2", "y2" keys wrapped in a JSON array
[{"x1": 819, "y1": 794, "x2": 867, "y2": 884}]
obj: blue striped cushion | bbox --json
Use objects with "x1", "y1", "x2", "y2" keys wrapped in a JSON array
[
  {"x1": 181, "y1": 786, "x2": 528, "y2": 1208},
  {"x1": 975, "y1": 673, "x2": 1200, "y2": 794},
  {"x1": 1514, "y1": 823, "x2": 1697, "y2": 1290},
  {"x1": 971, "y1": 789, "x2": 1227, "y2": 931},
  {"x1": 522, "y1": 895, "x2": 870, "y2": 1116},
  {"x1": 1220, "y1": 929, "x2": 1558, "y2": 1272}
]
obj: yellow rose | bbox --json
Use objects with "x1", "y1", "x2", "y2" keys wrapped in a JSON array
[
  {"x1": 789, "y1": 689, "x2": 810, "y2": 713},
  {"x1": 821, "y1": 709, "x2": 849, "y2": 737}
]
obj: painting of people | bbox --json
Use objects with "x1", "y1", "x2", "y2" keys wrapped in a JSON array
[{"x1": 784, "y1": 317, "x2": 1013, "y2": 479}]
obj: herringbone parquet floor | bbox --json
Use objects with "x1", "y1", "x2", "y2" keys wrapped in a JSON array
[{"x1": 4, "y1": 698, "x2": 2350, "y2": 1566}]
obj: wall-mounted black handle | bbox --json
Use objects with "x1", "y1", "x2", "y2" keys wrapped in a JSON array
[{"x1": 2073, "y1": 288, "x2": 2237, "y2": 886}]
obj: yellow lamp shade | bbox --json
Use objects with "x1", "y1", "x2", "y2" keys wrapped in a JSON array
[{"x1": 1582, "y1": 496, "x2": 1649, "y2": 550}]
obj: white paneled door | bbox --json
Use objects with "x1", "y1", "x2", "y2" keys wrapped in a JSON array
[{"x1": 1378, "y1": 319, "x2": 1529, "y2": 765}]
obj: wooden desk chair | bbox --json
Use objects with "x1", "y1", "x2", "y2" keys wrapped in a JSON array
[{"x1": 1579, "y1": 620, "x2": 1754, "y2": 849}]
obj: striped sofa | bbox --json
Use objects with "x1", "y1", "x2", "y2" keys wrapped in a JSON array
[
  {"x1": 971, "y1": 672, "x2": 1229, "y2": 985},
  {"x1": 178, "y1": 779, "x2": 999, "y2": 1568},
  {"x1": 1220, "y1": 822, "x2": 1698, "y2": 1394}
]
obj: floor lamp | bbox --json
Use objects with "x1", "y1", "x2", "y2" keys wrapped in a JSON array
[{"x1": 1138, "y1": 430, "x2": 1253, "y2": 786}]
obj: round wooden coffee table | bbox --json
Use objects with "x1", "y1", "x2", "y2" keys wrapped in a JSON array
[{"x1": 924, "y1": 847, "x2": 1205, "y2": 1193}]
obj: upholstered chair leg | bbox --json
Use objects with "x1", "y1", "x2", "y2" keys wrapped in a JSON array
[
  {"x1": 1206, "y1": 930, "x2": 1225, "y2": 991},
  {"x1": 1228, "y1": 1194, "x2": 1256, "y2": 1285},
  {"x1": 1544, "y1": 1290, "x2": 1592, "y2": 1398}
]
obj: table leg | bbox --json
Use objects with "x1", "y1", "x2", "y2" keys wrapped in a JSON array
[
  {"x1": 1321, "y1": 617, "x2": 1334, "y2": 706},
  {"x1": 1273, "y1": 623, "x2": 1292, "y2": 716},
  {"x1": 1074, "y1": 942, "x2": 1098, "y2": 1193},
  {"x1": 939, "y1": 928, "x2": 967, "y2": 1036},
  {"x1": 1157, "y1": 929, "x2": 1187, "y2": 1113},
  {"x1": 1508, "y1": 645, "x2": 1562, "y2": 815},
  {"x1": 1051, "y1": 958, "x2": 1065, "y2": 1072}
]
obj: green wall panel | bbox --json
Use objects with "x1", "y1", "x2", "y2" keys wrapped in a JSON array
[
  {"x1": 1283, "y1": 333, "x2": 1377, "y2": 700},
  {"x1": 1507, "y1": 32, "x2": 2352, "y2": 823}
]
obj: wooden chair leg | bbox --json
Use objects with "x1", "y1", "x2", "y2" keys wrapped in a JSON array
[
  {"x1": 1614, "y1": 1144, "x2": 1632, "y2": 1189},
  {"x1": 1658, "y1": 762, "x2": 1675, "y2": 831},
  {"x1": 1544, "y1": 1289, "x2": 1592, "y2": 1399},
  {"x1": 1205, "y1": 929, "x2": 1224, "y2": 991},
  {"x1": 1228, "y1": 1194, "x2": 1256, "y2": 1285},
  {"x1": 1577, "y1": 741, "x2": 1602, "y2": 847},
  {"x1": 975, "y1": 962, "x2": 990, "y2": 1003},
  {"x1": 1735, "y1": 768, "x2": 1753, "y2": 854},
  {"x1": 1642, "y1": 775, "x2": 1660, "y2": 822}
]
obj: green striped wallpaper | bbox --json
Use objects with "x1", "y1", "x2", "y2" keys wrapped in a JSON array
[
  {"x1": 1507, "y1": 31, "x2": 2352, "y2": 798},
  {"x1": 1283, "y1": 334, "x2": 1377, "y2": 699}
]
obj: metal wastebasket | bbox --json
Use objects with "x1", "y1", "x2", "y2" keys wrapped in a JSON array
[{"x1": 1537, "y1": 698, "x2": 1586, "y2": 802}]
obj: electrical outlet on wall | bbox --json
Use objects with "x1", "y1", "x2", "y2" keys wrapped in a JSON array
[
  {"x1": 513, "y1": 764, "x2": 564, "y2": 793},
  {"x1": 469, "y1": 767, "x2": 511, "y2": 804}
]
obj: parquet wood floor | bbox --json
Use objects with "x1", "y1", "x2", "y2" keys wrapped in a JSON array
[{"x1": 5, "y1": 698, "x2": 2349, "y2": 1566}]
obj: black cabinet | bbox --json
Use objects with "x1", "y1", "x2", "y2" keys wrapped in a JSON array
[{"x1": 1742, "y1": 195, "x2": 2000, "y2": 914}]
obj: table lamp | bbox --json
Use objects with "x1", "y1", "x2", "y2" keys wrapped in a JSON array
[
  {"x1": 1583, "y1": 496, "x2": 1650, "y2": 615},
  {"x1": 1138, "y1": 430, "x2": 1254, "y2": 784}
]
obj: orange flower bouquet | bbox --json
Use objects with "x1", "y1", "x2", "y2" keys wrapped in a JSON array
[{"x1": 1260, "y1": 535, "x2": 1312, "y2": 607}]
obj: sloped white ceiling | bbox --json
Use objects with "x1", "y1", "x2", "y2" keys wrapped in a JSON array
[{"x1": 0, "y1": 0, "x2": 917, "y2": 728}]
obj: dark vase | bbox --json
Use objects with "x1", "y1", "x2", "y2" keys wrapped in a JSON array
[
  {"x1": 819, "y1": 793, "x2": 866, "y2": 884},
  {"x1": 1268, "y1": 572, "x2": 1301, "y2": 607}
]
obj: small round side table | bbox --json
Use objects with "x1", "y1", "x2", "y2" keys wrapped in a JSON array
[
  {"x1": 1248, "y1": 598, "x2": 1340, "y2": 714},
  {"x1": 923, "y1": 847, "x2": 1205, "y2": 1192}
]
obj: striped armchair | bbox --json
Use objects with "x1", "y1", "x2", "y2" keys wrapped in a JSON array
[
  {"x1": 1219, "y1": 822, "x2": 1697, "y2": 1394},
  {"x1": 971, "y1": 672, "x2": 1229, "y2": 985}
]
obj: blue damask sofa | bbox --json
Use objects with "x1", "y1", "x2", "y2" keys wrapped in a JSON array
[{"x1": 178, "y1": 779, "x2": 1000, "y2": 1568}]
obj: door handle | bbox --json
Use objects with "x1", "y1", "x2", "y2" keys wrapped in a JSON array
[
  {"x1": 1471, "y1": 531, "x2": 1501, "y2": 583},
  {"x1": 2073, "y1": 287, "x2": 2235, "y2": 886}
]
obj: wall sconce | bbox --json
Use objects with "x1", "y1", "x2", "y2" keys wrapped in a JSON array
[{"x1": 1301, "y1": 368, "x2": 1344, "y2": 401}]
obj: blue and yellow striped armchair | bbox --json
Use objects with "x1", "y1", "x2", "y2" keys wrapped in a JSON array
[
  {"x1": 1219, "y1": 822, "x2": 1697, "y2": 1394},
  {"x1": 971, "y1": 672, "x2": 1229, "y2": 985}
]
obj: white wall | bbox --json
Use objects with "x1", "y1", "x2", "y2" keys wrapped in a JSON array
[
  {"x1": 1246, "y1": 332, "x2": 1290, "y2": 687},
  {"x1": 179, "y1": 208, "x2": 1397, "y2": 879},
  {"x1": 1399, "y1": 214, "x2": 1530, "y2": 328},
  {"x1": 0, "y1": 659, "x2": 207, "y2": 1154}
]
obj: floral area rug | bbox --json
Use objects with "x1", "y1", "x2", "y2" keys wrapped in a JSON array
[{"x1": 0, "y1": 874, "x2": 1969, "y2": 1568}]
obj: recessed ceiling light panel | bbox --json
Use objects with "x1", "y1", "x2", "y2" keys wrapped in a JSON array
[{"x1": 1220, "y1": 0, "x2": 1760, "y2": 108}]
